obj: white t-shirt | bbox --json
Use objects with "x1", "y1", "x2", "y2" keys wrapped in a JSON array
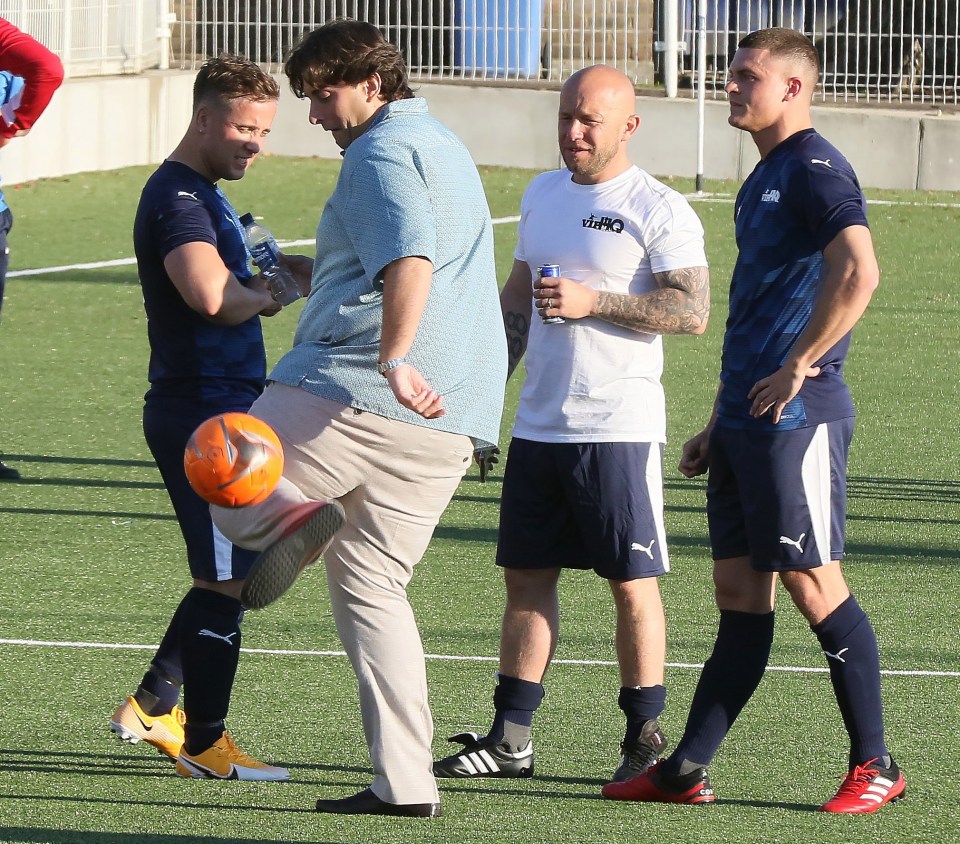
[{"x1": 513, "y1": 166, "x2": 707, "y2": 443}]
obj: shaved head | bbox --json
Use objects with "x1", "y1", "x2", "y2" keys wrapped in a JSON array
[
  {"x1": 562, "y1": 64, "x2": 637, "y2": 107},
  {"x1": 558, "y1": 64, "x2": 640, "y2": 184}
]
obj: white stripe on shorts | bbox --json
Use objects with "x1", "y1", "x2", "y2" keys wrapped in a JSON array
[
  {"x1": 646, "y1": 443, "x2": 670, "y2": 574},
  {"x1": 212, "y1": 521, "x2": 235, "y2": 581},
  {"x1": 800, "y1": 422, "x2": 833, "y2": 566}
]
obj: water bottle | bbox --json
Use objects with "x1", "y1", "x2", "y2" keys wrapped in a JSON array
[{"x1": 239, "y1": 212, "x2": 303, "y2": 306}]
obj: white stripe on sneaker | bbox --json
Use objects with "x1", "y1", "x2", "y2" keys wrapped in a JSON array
[
  {"x1": 862, "y1": 778, "x2": 895, "y2": 803},
  {"x1": 476, "y1": 749, "x2": 501, "y2": 773},
  {"x1": 458, "y1": 753, "x2": 480, "y2": 775}
]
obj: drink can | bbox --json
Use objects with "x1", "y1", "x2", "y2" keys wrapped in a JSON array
[{"x1": 536, "y1": 264, "x2": 565, "y2": 324}]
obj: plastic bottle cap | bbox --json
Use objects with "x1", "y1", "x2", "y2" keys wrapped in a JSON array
[{"x1": 239, "y1": 212, "x2": 255, "y2": 225}]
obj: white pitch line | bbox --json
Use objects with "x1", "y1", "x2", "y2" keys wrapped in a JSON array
[
  {"x1": 9, "y1": 199, "x2": 959, "y2": 278},
  {"x1": 1, "y1": 637, "x2": 956, "y2": 678},
  {"x1": 7, "y1": 216, "x2": 524, "y2": 279}
]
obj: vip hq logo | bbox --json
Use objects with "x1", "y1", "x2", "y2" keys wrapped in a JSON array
[
  {"x1": 582, "y1": 213, "x2": 625, "y2": 233},
  {"x1": 761, "y1": 189, "x2": 780, "y2": 203}
]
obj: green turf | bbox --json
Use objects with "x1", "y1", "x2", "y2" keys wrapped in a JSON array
[{"x1": 0, "y1": 157, "x2": 957, "y2": 843}]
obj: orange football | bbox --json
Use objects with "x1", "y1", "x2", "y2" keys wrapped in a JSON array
[{"x1": 183, "y1": 412, "x2": 284, "y2": 508}]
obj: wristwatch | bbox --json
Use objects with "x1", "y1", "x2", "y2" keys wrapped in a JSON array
[{"x1": 377, "y1": 358, "x2": 408, "y2": 376}]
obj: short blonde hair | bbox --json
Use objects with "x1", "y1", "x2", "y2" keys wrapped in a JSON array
[{"x1": 193, "y1": 54, "x2": 280, "y2": 110}]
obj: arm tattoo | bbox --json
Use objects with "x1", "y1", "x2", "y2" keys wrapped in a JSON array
[
  {"x1": 594, "y1": 265, "x2": 710, "y2": 335},
  {"x1": 504, "y1": 309, "x2": 529, "y2": 377}
]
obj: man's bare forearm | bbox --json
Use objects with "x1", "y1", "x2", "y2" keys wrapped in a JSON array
[
  {"x1": 594, "y1": 266, "x2": 709, "y2": 335},
  {"x1": 503, "y1": 308, "x2": 530, "y2": 379}
]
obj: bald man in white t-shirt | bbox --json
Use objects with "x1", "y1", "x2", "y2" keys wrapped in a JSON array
[{"x1": 434, "y1": 64, "x2": 710, "y2": 783}]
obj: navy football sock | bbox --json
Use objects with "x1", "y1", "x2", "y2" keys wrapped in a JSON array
[
  {"x1": 135, "y1": 596, "x2": 187, "y2": 716},
  {"x1": 663, "y1": 610, "x2": 775, "y2": 776},
  {"x1": 619, "y1": 685, "x2": 667, "y2": 743},
  {"x1": 489, "y1": 674, "x2": 544, "y2": 745},
  {"x1": 178, "y1": 587, "x2": 243, "y2": 755},
  {"x1": 812, "y1": 594, "x2": 889, "y2": 768}
]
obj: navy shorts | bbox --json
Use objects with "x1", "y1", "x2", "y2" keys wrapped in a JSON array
[
  {"x1": 143, "y1": 391, "x2": 260, "y2": 581},
  {"x1": 496, "y1": 438, "x2": 669, "y2": 580},
  {"x1": 706, "y1": 418, "x2": 853, "y2": 571}
]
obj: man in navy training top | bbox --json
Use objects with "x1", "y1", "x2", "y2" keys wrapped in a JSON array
[
  {"x1": 0, "y1": 17, "x2": 63, "y2": 479},
  {"x1": 603, "y1": 27, "x2": 904, "y2": 814},
  {"x1": 109, "y1": 54, "x2": 307, "y2": 781}
]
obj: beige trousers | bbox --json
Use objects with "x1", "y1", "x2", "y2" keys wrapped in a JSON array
[{"x1": 212, "y1": 382, "x2": 473, "y2": 803}]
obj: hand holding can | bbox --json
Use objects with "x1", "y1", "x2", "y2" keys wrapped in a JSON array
[{"x1": 536, "y1": 264, "x2": 565, "y2": 325}]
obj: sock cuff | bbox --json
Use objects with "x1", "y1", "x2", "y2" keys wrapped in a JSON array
[
  {"x1": 618, "y1": 684, "x2": 667, "y2": 713},
  {"x1": 717, "y1": 608, "x2": 775, "y2": 641},
  {"x1": 494, "y1": 675, "x2": 545, "y2": 711},
  {"x1": 811, "y1": 594, "x2": 865, "y2": 641},
  {"x1": 186, "y1": 586, "x2": 243, "y2": 618}
]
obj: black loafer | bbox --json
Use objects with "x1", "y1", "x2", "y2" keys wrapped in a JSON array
[{"x1": 314, "y1": 787, "x2": 441, "y2": 817}]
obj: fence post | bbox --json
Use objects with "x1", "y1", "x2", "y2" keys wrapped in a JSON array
[
  {"x1": 156, "y1": 0, "x2": 175, "y2": 70},
  {"x1": 62, "y1": 0, "x2": 72, "y2": 76},
  {"x1": 662, "y1": 0, "x2": 679, "y2": 97}
]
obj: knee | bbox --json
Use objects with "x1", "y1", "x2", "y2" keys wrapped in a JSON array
[
  {"x1": 609, "y1": 577, "x2": 662, "y2": 615},
  {"x1": 781, "y1": 567, "x2": 850, "y2": 624},
  {"x1": 504, "y1": 568, "x2": 559, "y2": 609}
]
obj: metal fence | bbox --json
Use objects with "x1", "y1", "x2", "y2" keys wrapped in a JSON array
[
  {"x1": 171, "y1": 1, "x2": 657, "y2": 85},
  {"x1": 1, "y1": 0, "x2": 958, "y2": 103},
  {"x1": 0, "y1": 1, "x2": 171, "y2": 75},
  {"x1": 685, "y1": 0, "x2": 960, "y2": 103}
]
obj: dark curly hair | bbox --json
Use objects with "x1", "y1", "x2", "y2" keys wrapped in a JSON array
[{"x1": 284, "y1": 19, "x2": 414, "y2": 102}]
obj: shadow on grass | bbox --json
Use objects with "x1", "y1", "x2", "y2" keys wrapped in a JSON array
[
  {"x1": 2, "y1": 455, "x2": 156, "y2": 468},
  {"x1": 0, "y1": 454, "x2": 164, "y2": 491},
  {"x1": 436, "y1": 779, "x2": 824, "y2": 811},
  {"x1": 0, "y1": 824, "x2": 346, "y2": 844},
  {"x1": 847, "y1": 475, "x2": 960, "y2": 504},
  {"x1": 1, "y1": 749, "x2": 369, "y2": 784},
  {"x1": 2, "y1": 478, "x2": 165, "y2": 490},
  {"x1": 0, "y1": 507, "x2": 176, "y2": 521}
]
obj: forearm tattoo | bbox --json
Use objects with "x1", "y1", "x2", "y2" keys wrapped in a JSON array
[
  {"x1": 594, "y1": 266, "x2": 710, "y2": 335},
  {"x1": 504, "y1": 309, "x2": 530, "y2": 376}
]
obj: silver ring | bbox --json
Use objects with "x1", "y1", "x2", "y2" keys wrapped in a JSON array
[{"x1": 545, "y1": 297, "x2": 552, "y2": 309}]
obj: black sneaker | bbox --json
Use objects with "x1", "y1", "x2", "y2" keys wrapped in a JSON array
[
  {"x1": 612, "y1": 719, "x2": 669, "y2": 782},
  {"x1": 0, "y1": 459, "x2": 20, "y2": 480},
  {"x1": 433, "y1": 731, "x2": 534, "y2": 778}
]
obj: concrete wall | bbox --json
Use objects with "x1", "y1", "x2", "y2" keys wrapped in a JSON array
[{"x1": 2, "y1": 71, "x2": 958, "y2": 192}]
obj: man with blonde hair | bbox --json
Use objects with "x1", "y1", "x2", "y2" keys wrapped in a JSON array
[{"x1": 111, "y1": 54, "x2": 290, "y2": 782}]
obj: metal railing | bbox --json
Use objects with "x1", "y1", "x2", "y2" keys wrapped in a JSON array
[
  {"x1": 681, "y1": 0, "x2": 960, "y2": 103},
  {"x1": 0, "y1": 1, "x2": 169, "y2": 75},
  {"x1": 1, "y1": 1, "x2": 958, "y2": 104},
  {"x1": 172, "y1": 1, "x2": 658, "y2": 85}
]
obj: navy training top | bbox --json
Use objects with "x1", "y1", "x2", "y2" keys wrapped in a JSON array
[
  {"x1": 717, "y1": 128, "x2": 869, "y2": 431},
  {"x1": 133, "y1": 160, "x2": 266, "y2": 400}
]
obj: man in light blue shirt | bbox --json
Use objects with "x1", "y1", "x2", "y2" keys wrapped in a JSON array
[{"x1": 212, "y1": 19, "x2": 506, "y2": 818}]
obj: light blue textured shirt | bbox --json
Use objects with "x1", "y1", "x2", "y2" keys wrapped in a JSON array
[
  {"x1": 270, "y1": 97, "x2": 507, "y2": 447},
  {"x1": 0, "y1": 72, "x2": 25, "y2": 212}
]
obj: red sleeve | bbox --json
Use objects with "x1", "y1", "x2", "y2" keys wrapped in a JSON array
[{"x1": 0, "y1": 17, "x2": 64, "y2": 138}]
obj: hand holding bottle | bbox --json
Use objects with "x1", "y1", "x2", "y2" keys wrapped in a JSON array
[{"x1": 240, "y1": 213, "x2": 303, "y2": 306}]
